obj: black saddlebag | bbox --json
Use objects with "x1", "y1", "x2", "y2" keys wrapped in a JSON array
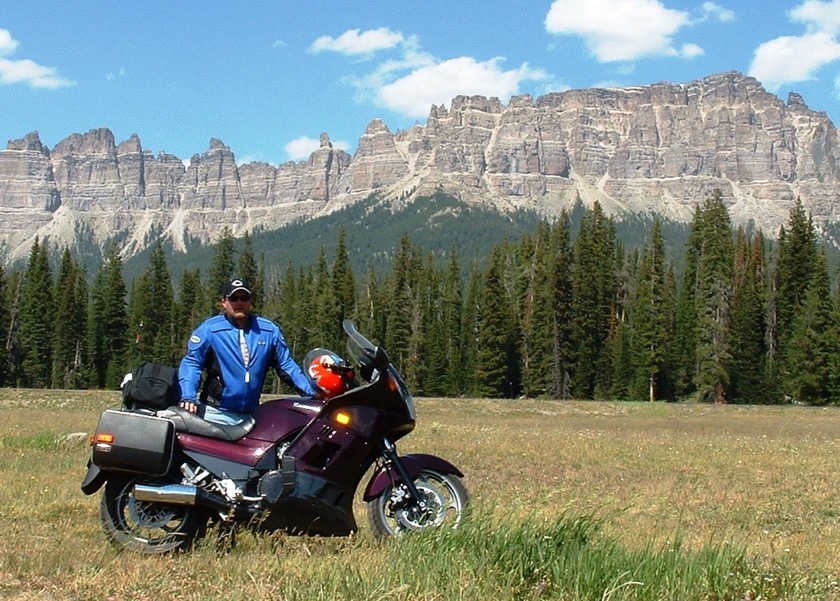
[{"x1": 91, "y1": 409, "x2": 175, "y2": 476}]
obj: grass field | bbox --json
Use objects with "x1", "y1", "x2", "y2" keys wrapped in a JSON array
[{"x1": 1, "y1": 389, "x2": 839, "y2": 600}]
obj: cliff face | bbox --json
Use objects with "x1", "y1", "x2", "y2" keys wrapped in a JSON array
[{"x1": 1, "y1": 71, "x2": 837, "y2": 264}]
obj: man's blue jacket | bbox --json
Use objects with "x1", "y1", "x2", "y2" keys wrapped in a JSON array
[{"x1": 179, "y1": 314, "x2": 316, "y2": 413}]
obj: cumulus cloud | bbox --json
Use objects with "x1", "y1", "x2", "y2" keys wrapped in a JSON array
[
  {"x1": 0, "y1": 28, "x2": 19, "y2": 56},
  {"x1": 699, "y1": 2, "x2": 735, "y2": 23},
  {"x1": 0, "y1": 28, "x2": 74, "y2": 89},
  {"x1": 310, "y1": 27, "x2": 406, "y2": 57},
  {"x1": 285, "y1": 135, "x2": 350, "y2": 162},
  {"x1": 544, "y1": 0, "x2": 699, "y2": 62},
  {"x1": 311, "y1": 27, "x2": 549, "y2": 120},
  {"x1": 750, "y1": 32, "x2": 840, "y2": 89},
  {"x1": 285, "y1": 136, "x2": 322, "y2": 161},
  {"x1": 790, "y1": 0, "x2": 840, "y2": 35},
  {"x1": 376, "y1": 57, "x2": 547, "y2": 119},
  {"x1": 749, "y1": 1, "x2": 840, "y2": 90}
]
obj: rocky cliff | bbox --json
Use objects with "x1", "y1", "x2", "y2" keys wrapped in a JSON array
[{"x1": 1, "y1": 71, "x2": 837, "y2": 264}]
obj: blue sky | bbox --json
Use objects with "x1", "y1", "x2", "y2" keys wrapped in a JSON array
[{"x1": 2, "y1": 1, "x2": 839, "y2": 165}]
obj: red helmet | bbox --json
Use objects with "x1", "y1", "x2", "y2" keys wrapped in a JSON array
[{"x1": 304, "y1": 349, "x2": 355, "y2": 399}]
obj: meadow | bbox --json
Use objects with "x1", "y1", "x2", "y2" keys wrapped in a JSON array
[{"x1": 1, "y1": 389, "x2": 839, "y2": 600}]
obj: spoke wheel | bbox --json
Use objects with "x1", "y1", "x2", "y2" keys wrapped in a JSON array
[
  {"x1": 367, "y1": 469, "x2": 469, "y2": 537},
  {"x1": 100, "y1": 475, "x2": 208, "y2": 554}
]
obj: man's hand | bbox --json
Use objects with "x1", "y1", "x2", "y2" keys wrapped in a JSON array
[{"x1": 179, "y1": 399, "x2": 200, "y2": 414}]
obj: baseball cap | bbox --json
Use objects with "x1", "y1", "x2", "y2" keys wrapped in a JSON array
[{"x1": 222, "y1": 278, "x2": 252, "y2": 298}]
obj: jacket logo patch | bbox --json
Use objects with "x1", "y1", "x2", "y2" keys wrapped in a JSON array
[{"x1": 190, "y1": 335, "x2": 201, "y2": 344}]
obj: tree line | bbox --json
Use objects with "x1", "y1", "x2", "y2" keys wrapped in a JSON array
[{"x1": 0, "y1": 190, "x2": 835, "y2": 404}]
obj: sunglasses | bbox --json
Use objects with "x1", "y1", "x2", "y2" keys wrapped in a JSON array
[{"x1": 227, "y1": 294, "x2": 252, "y2": 303}]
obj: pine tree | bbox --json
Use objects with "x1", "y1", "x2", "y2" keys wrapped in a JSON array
[
  {"x1": 52, "y1": 248, "x2": 88, "y2": 388},
  {"x1": 237, "y1": 232, "x2": 262, "y2": 308},
  {"x1": 269, "y1": 263, "x2": 302, "y2": 358},
  {"x1": 173, "y1": 268, "x2": 206, "y2": 353},
  {"x1": 207, "y1": 227, "x2": 236, "y2": 312},
  {"x1": 356, "y1": 266, "x2": 387, "y2": 345},
  {"x1": 409, "y1": 252, "x2": 439, "y2": 395},
  {"x1": 19, "y1": 237, "x2": 54, "y2": 387},
  {"x1": 570, "y1": 202, "x2": 618, "y2": 399},
  {"x1": 0, "y1": 263, "x2": 9, "y2": 386},
  {"x1": 828, "y1": 271, "x2": 840, "y2": 402},
  {"x1": 88, "y1": 243, "x2": 129, "y2": 389},
  {"x1": 5, "y1": 271, "x2": 23, "y2": 385},
  {"x1": 673, "y1": 204, "x2": 703, "y2": 397},
  {"x1": 691, "y1": 190, "x2": 735, "y2": 403},
  {"x1": 548, "y1": 214, "x2": 574, "y2": 399},
  {"x1": 728, "y1": 230, "x2": 771, "y2": 403},
  {"x1": 518, "y1": 223, "x2": 555, "y2": 397},
  {"x1": 332, "y1": 226, "x2": 356, "y2": 339},
  {"x1": 312, "y1": 246, "x2": 341, "y2": 351},
  {"x1": 385, "y1": 236, "x2": 416, "y2": 379},
  {"x1": 421, "y1": 256, "x2": 448, "y2": 396},
  {"x1": 440, "y1": 248, "x2": 463, "y2": 396},
  {"x1": 127, "y1": 241, "x2": 175, "y2": 365},
  {"x1": 628, "y1": 219, "x2": 674, "y2": 401},
  {"x1": 474, "y1": 245, "x2": 518, "y2": 398},
  {"x1": 461, "y1": 263, "x2": 483, "y2": 396},
  {"x1": 785, "y1": 250, "x2": 833, "y2": 404},
  {"x1": 773, "y1": 198, "x2": 819, "y2": 391}
]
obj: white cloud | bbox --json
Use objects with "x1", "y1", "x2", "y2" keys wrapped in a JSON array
[
  {"x1": 700, "y1": 2, "x2": 735, "y2": 23},
  {"x1": 310, "y1": 27, "x2": 406, "y2": 57},
  {"x1": 679, "y1": 43, "x2": 705, "y2": 58},
  {"x1": 285, "y1": 136, "x2": 321, "y2": 161},
  {"x1": 316, "y1": 27, "x2": 548, "y2": 120},
  {"x1": 0, "y1": 28, "x2": 19, "y2": 56},
  {"x1": 375, "y1": 57, "x2": 548, "y2": 119},
  {"x1": 790, "y1": 0, "x2": 840, "y2": 35},
  {"x1": 0, "y1": 28, "x2": 74, "y2": 89},
  {"x1": 544, "y1": 0, "x2": 697, "y2": 62},
  {"x1": 749, "y1": 32, "x2": 840, "y2": 89},
  {"x1": 0, "y1": 58, "x2": 74, "y2": 89},
  {"x1": 285, "y1": 136, "x2": 350, "y2": 162}
]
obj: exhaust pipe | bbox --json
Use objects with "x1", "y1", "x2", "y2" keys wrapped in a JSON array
[{"x1": 133, "y1": 483, "x2": 233, "y2": 513}]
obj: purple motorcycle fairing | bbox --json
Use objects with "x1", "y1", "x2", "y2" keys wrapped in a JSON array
[
  {"x1": 363, "y1": 453, "x2": 464, "y2": 501},
  {"x1": 176, "y1": 396, "x2": 324, "y2": 467}
]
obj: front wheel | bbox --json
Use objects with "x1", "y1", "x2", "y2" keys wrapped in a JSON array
[
  {"x1": 100, "y1": 475, "x2": 208, "y2": 554},
  {"x1": 367, "y1": 469, "x2": 469, "y2": 537}
]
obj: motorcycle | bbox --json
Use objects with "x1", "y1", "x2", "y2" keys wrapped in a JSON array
[{"x1": 81, "y1": 319, "x2": 469, "y2": 553}]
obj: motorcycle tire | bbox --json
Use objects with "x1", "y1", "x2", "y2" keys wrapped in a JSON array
[
  {"x1": 367, "y1": 468, "x2": 469, "y2": 537},
  {"x1": 100, "y1": 474, "x2": 209, "y2": 554}
]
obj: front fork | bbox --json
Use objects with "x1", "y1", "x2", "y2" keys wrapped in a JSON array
[{"x1": 379, "y1": 438, "x2": 428, "y2": 511}]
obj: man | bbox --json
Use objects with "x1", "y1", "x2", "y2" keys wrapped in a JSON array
[{"x1": 178, "y1": 277, "x2": 316, "y2": 424}]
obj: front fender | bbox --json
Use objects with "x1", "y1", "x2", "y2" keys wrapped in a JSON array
[
  {"x1": 363, "y1": 453, "x2": 464, "y2": 501},
  {"x1": 80, "y1": 462, "x2": 107, "y2": 495}
]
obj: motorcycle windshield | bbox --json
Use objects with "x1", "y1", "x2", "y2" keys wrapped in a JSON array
[
  {"x1": 342, "y1": 320, "x2": 380, "y2": 375},
  {"x1": 342, "y1": 320, "x2": 415, "y2": 420}
]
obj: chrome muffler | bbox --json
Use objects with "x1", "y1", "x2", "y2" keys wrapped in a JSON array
[{"x1": 133, "y1": 483, "x2": 232, "y2": 512}]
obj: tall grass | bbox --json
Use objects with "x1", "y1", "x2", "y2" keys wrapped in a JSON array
[{"x1": 1, "y1": 391, "x2": 839, "y2": 600}]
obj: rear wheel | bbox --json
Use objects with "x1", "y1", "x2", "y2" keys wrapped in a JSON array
[
  {"x1": 100, "y1": 475, "x2": 208, "y2": 553},
  {"x1": 367, "y1": 469, "x2": 469, "y2": 537}
]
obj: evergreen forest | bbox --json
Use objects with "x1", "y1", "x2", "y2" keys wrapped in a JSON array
[{"x1": 0, "y1": 189, "x2": 837, "y2": 405}]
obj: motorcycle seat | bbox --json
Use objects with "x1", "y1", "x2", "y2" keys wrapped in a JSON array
[{"x1": 157, "y1": 407, "x2": 256, "y2": 442}]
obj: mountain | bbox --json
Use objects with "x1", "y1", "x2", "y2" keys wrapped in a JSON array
[{"x1": 1, "y1": 71, "x2": 837, "y2": 267}]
